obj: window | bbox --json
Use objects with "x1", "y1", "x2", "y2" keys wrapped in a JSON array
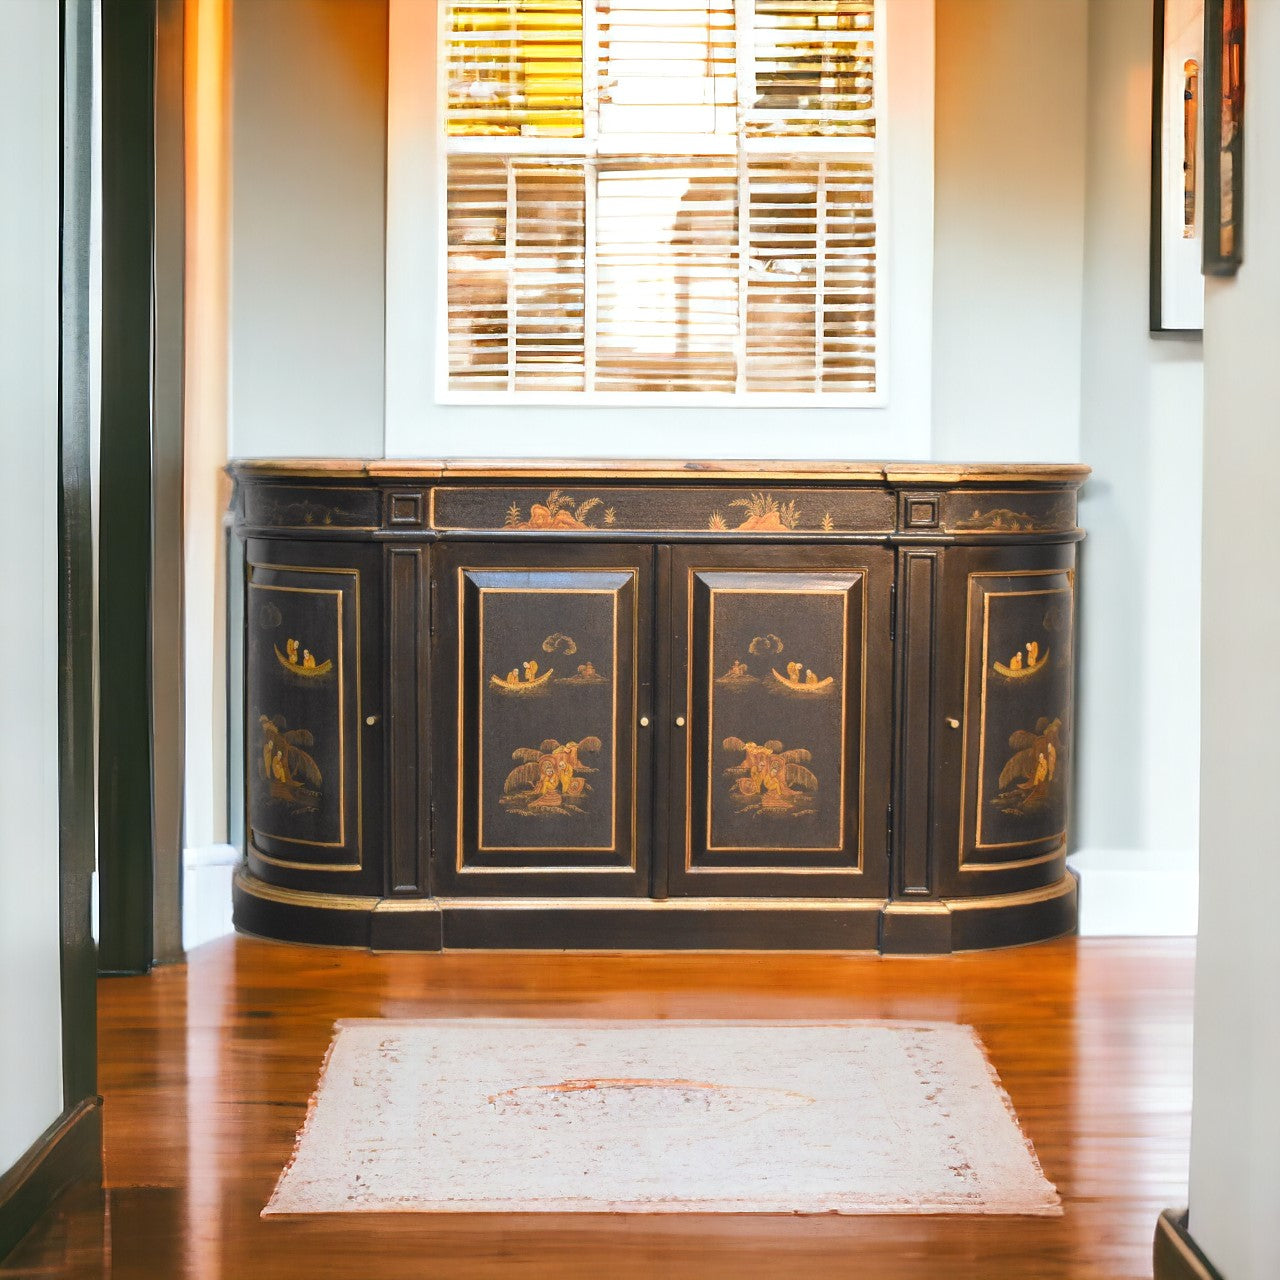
[{"x1": 441, "y1": 1, "x2": 882, "y2": 402}]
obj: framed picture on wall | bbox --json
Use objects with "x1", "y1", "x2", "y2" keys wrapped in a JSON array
[
  {"x1": 1150, "y1": 0, "x2": 1205, "y2": 332},
  {"x1": 1202, "y1": 0, "x2": 1244, "y2": 275}
]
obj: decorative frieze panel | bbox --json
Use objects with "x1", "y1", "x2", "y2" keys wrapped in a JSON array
[
  {"x1": 430, "y1": 485, "x2": 897, "y2": 536},
  {"x1": 243, "y1": 484, "x2": 381, "y2": 531},
  {"x1": 940, "y1": 490, "x2": 1077, "y2": 536}
]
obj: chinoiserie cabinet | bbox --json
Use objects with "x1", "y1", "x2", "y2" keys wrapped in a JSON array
[{"x1": 229, "y1": 460, "x2": 1088, "y2": 953}]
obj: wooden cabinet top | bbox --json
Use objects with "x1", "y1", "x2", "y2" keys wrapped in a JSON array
[
  {"x1": 230, "y1": 460, "x2": 1088, "y2": 539},
  {"x1": 230, "y1": 458, "x2": 1090, "y2": 486}
]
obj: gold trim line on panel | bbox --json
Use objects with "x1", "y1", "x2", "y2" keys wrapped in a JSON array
[
  {"x1": 254, "y1": 563, "x2": 364, "y2": 866},
  {"x1": 960, "y1": 842, "x2": 1068, "y2": 873},
  {"x1": 476, "y1": 584, "x2": 622, "y2": 856},
  {"x1": 236, "y1": 870, "x2": 384, "y2": 911},
  {"x1": 698, "y1": 577, "x2": 859, "y2": 861},
  {"x1": 706, "y1": 586, "x2": 848, "y2": 854},
  {"x1": 247, "y1": 575, "x2": 352, "y2": 853},
  {"x1": 956, "y1": 568, "x2": 1073, "y2": 871},
  {"x1": 682, "y1": 864, "x2": 866, "y2": 875},
  {"x1": 236, "y1": 872, "x2": 442, "y2": 914},
  {"x1": 249, "y1": 844, "x2": 361, "y2": 873},
  {"x1": 974, "y1": 584, "x2": 1073, "y2": 851},
  {"x1": 944, "y1": 873, "x2": 1076, "y2": 911},
  {"x1": 434, "y1": 896, "x2": 889, "y2": 912}
]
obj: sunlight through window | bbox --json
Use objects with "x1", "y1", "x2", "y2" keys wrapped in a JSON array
[{"x1": 443, "y1": 1, "x2": 880, "y2": 400}]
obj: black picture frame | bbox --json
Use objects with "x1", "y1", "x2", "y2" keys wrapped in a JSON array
[
  {"x1": 1202, "y1": 0, "x2": 1244, "y2": 276},
  {"x1": 1150, "y1": 0, "x2": 1205, "y2": 333}
]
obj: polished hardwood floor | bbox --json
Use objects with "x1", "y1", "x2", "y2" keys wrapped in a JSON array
[{"x1": 2, "y1": 935, "x2": 1192, "y2": 1278}]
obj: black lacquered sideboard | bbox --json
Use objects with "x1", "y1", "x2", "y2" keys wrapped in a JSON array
[{"x1": 229, "y1": 458, "x2": 1087, "y2": 953}]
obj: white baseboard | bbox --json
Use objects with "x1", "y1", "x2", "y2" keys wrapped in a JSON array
[
  {"x1": 182, "y1": 843, "x2": 240, "y2": 952},
  {"x1": 1067, "y1": 848, "x2": 1199, "y2": 937}
]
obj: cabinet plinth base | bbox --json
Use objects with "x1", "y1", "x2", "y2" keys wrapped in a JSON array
[{"x1": 233, "y1": 870, "x2": 1077, "y2": 954}]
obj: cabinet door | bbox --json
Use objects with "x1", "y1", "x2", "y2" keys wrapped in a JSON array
[
  {"x1": 244, "y1": 540, "x2": 384, "y2": 896},
  {"x1": 665, "y1": 546, "x2": 893, "y2": 898},
  {"x1": 929, "y1": 545, "x2": 1077, "y2": 899},
  {"x1": 432, "y1": 545, "x2": 653, "y2": 897}
]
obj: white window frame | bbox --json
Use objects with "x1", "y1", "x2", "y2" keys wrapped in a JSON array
[{"x1": 386, "y1": 0, "x2": 934, "y2": 459}]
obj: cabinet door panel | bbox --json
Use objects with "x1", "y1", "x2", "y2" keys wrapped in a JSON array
[
  {"x1": 244, "y1": 541, "x2": 383, "y2": 894},
  {"x1": 433, "y1": 545, "x2": 652, "y2": 897},
  {"x1": 667, "y1": 546, "x2": 892, "y2": 898},
  {"x1": 929, "y1": 545, "x2": 1077, "y2": 898}
]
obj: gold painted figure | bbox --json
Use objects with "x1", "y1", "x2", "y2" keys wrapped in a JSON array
[
  {"x1": 771, "y1": 663, "x2": 835, "y2": 694},
  {"x1": 723, "y1": 738, "x2": 818, "y2": 815},
  {"x1": 992, "y1": 717, "x2": 1063, "y2": 816},
  {"x1": 259, "y1": 714, "x2": 322, "y2": 812},
  {"x1": 274, "y1": 637, "x2": 333, "y2": 678},
  {"x1": 994, "y1": 641, "x2": 1050, "y2": 680},
  {"x1": 502, "y1": 737, "x2": 603, "y2": 816},
  {"x1": 560, "y1": 660, "x2": 608, "y2": 685},
  {"x1": 490, "y1": 658, "x2": 555, "y2": 692},
  {"x1": 716, "y1": 658, "x2": 757, "y2": 685}
]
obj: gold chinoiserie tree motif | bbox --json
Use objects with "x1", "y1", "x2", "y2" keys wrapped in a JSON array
[
  {"x1": 259, "y1": 714, "x2": 322, "y2": 814},
  {"x1": 502, "y1": 736, "x2": 603, "y2": 817},
  {"x1": 723, "y1": 737, "x2": 819, "y2": 818},
  {"x1": 992, "y1": 717, "x2": 1063, "y2": 817}
]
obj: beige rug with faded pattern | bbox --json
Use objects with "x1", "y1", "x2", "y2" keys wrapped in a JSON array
[{"x1": 264, "y1": 1019, "x2": 1060, "y2": 1216}]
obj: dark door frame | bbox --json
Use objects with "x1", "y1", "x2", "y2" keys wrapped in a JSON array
[{"x1": 97, "y1": 0, "x2": 186, "y2": 974}]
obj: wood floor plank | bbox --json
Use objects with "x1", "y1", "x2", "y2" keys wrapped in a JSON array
[{"x1": 1, "y1": 936, "x2": 1193, "y2": 1278}]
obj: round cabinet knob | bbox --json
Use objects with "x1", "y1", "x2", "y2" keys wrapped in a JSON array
[
  {"x1": 675, "y1": 715, "x2": 686, "y2": 728},
  {"x1": 945, "y1": 717, "x2": 960, "y2": 729},
  {"x1": 365, "y1": 714, "x2": 380, "y2": 727},
  {"x1": 639, "y1": 716, "x2": 650, "y2": 728}
]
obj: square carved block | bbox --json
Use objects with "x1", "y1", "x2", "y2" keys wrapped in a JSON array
[
  {"x1": 903, "y1": 495, "x2": 940, "y2": 529},
  {"x1": 387, "y1": 491, "x2": 425, "y2": 528}
]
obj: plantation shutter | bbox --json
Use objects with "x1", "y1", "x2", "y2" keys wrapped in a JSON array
[
  {"x1": 596, "y1": 159, "x2": 739, "y2": 392},
  {"x1": 447, "y1": 157, "x2": 588, "y2": 390},
  {"x1": 446, "y1": 1, "x2": 586, "y2": 137},
  {"x1": 597, "y1": 2, "x2": 738, "y2": 138},
  {"x1": 747, "y1": 0, "x2": 876, "y2": 138},
  {"x1": 745, "y1": 158, "x2": 876, "y2": 393},
  {"x1": 444, "y1": 0, "x2": 881, "y2": 398}
]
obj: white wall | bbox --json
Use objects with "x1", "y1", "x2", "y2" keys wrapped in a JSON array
[
  {"x1": 0, "y1": 0, "x2": 66, "y2": 1171},
  {"x1": 229, "y1": 0, "x2": 387, "y2": 459},
  {"x1": 1188, "y1": 3, "x2": 1280, "y2": 1272},
  {"x1": 185, "y1": 0, "x2": 237, "y2": 951},
  {"x1": 1070, "y1": 0, "x2": 1202, "y2": 936},
  {"x1": 932, "y1": 0, "x2": 1087, "y2": 463}
]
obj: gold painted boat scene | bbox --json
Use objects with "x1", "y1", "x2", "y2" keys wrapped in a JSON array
[
  {"x1": 490, "y1": 659, "x2": 555, "y2": 693},
  {"x1": 993, "y1": 640, "x2": 1049, "y2": 680},
  {"x1": 771, "y1": 661, "x2": 835, "y2": 694},
  {"x1": 274, "y1": 636, "x2": 333, "y2": 677}
]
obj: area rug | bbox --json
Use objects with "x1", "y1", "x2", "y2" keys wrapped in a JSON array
[{"x1": 263, "y1": 1019, "x2": 1060, "y2": 1216}]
